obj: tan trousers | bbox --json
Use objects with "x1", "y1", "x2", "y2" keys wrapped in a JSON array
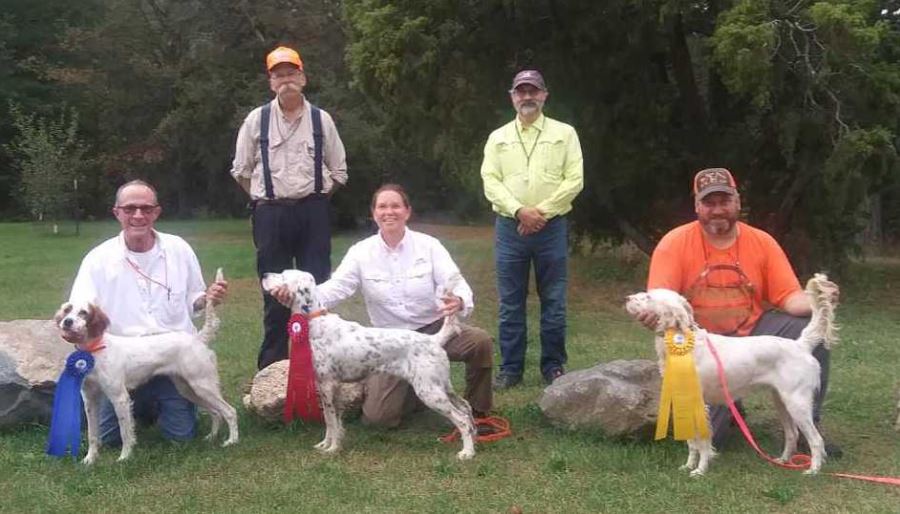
[{"x1": 361, "y1": 321, "x2": 494, "y2": 428}]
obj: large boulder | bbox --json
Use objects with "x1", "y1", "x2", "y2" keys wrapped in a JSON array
[
  {"x1": 539, "y1": 359, "x2": 661, "y2": 439},
  {"x1": 0, "y1": 319, "x2": 70, "y2": 428},
  {"x1": 242, "y1": 360, "x2": 365, "y2": 423}
]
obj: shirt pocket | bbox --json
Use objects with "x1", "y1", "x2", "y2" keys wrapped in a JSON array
[
  {"x1": 495, "y1": 141, "x2": 525, "y2": 176},
  {"x1": 162, "y1": 288, "x2": 188, "y2": 325},
  {"x1": 404, "y1": 261, "x2": 435, "y2": 303},
  {"x1": 538, "y1": 138, "x2": 567, "y2": 180},
  {"x1": 362, "y1": 271, "x2": 396, "y2": 306}
]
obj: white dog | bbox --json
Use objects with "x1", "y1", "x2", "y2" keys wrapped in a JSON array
[
  {"x1": 261, "y1": 269, "x2": 477, "y2": 460},
  {"x1": 54, "y1": 268, "x2": 238, "y2": 464},
  {"x1": 625, "y1": 274, "x2": 839, "y2": 476}
]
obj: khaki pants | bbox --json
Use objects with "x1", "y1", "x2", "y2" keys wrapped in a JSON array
[{"x1": 361, "y1": 322, "x2": 493, "y2": 428}]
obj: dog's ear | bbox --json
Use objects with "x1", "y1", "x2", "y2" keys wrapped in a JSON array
[
  {"x1": 86, "y1": 303, "x2": 110, "y2": 339},
  {"x1": 53, "y1": 302, "x2": 73, "y2": 324},
  {"x1": 677, "y1": 296, "x2": 695, "y2": 331}
]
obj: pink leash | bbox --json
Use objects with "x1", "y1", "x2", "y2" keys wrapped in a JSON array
[{"x1": 704, "y1": 336, "x2": 900, "y2": 486}]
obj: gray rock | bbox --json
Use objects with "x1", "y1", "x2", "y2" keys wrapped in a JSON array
[
  {"x1": 0, "y1": 319, "x2": 71, "y2": 427},
  {"x1": 242, "y1": 360, "x2": 364, "y2": 423},
  {"x1": 539, "y1": 359, "x2": 661, "y2": 439}
]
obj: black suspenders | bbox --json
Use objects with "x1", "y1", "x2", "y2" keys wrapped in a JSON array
[{"x1": 259, "y1": 102, "x2": 324, "y2": 200}]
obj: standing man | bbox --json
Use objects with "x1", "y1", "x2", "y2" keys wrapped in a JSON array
[
  {"x1": 480, "y1": 70, "x2": 584, "y2": 389},
  {"x1": 230, "y1": 45, "x2": 348, "y2": 370},
  {"x1": 69, "y1": 179, "x2": 228, "y2": 446},
  {"x1": 643, "y1": 167, "x2": 839, "y2": 455}
]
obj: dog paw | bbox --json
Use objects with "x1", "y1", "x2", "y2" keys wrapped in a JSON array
[
  {"x1": 689, "y1": 469, "x2": 706, "y2": 478},
  {"x1": 456, "y1": 450, "x2": 475, "y2": 461},
  {"x1": 221, "y1": 437, "x2": 238, "y2": 447},
  {"x1": 803, "y1": 468, "x2": 820, "y2": 476},
  {"x1": 81, "y1": 455, "x2": 97, "y2": 466},
  {"x1": 678, "y1": 463, "x2": 696, "y2": 471},
  {"x1": 313, "y1": 440, "x2": 329, "y2": 450}
]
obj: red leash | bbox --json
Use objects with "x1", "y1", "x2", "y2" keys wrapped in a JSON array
[
  {"x1": 283, "y1": 311, "x2": 327, "y2": 424},
  {"x1": 705, "y1": 336, "x2": 900, "y2": 486},
  {"x1": 440, "y1": 416, "x2": 512, "y2": 443}
]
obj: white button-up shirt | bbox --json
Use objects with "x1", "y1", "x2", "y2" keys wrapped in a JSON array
[
  {"x1": 316, "y1": 228, "x2": 475, "y2": 330},
  {"x1": 68, "y1": 231, "x2": 207, "y2": 336}
]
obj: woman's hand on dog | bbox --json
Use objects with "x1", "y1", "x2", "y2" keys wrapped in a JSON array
[{"x1": 270, "y1": 285, "x2": 295, "y2": 307}]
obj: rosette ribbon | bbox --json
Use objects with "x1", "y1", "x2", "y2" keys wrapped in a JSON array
[
  {"x1": 284, "y1": 313, "x2": 323, "y2": 423},
  {"x1": 46, "y1": 351, "x2": 95, "y2": 458},
  {"x1": 655, "y1": 329, "x2": 710, "y2": 441}
]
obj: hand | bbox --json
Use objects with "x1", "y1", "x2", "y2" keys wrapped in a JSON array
[
  {"x1": 515, "y1": 207, "x2": 546, "y2": 235},
  {"x1": 206, "y1": 279, "x2": 228, "y2": 306},
  {"x1": 270, "y1": 284, "x2": 295, "y2": 308},
  {"x1": 636, "y1": 311, "x2": 659, "y2": 331},
  {"x1": 439, "y1": 293, "x2": 463, "y2": 317}
]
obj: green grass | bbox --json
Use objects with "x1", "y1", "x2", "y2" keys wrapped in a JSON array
[{"x1": 1, "y1": 219, "x2": 898, "y2": 513}]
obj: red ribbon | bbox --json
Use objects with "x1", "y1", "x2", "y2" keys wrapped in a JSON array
[{"x1": 283, "y1": 313, "x2": 323, "y2": 423}]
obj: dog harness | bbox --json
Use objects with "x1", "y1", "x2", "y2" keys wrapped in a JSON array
[
  {"x1": 684, "y1": 227, "x2": 756, "y2": 335},
  {"x1": 259, "y1": 101, "x2": 324, "y2": 199}
]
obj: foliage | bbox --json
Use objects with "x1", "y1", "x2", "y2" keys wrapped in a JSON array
[
  {"x1": 4, "y1": 102, "x2": 87, "y2": 221},
  {"x1": 0, "y1": 0, "x2": 898, "y2": 268}
]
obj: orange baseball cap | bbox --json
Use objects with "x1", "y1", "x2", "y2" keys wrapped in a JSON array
[{"x1": 266, "y1": 46, "x2": 303, "y2": 72}]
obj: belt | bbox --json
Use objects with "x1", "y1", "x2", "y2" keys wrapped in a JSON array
[{"x1": 254, "y1": 194, "x2": 325, "y2": 206}]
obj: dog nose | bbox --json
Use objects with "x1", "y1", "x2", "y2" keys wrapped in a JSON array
[{"x1": 63, "y1": 318, "x2": 73, "y2": 328}]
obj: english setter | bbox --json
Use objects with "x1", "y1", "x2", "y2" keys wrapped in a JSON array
[
  {"x1": 261, "y1": 269, "x2": 477, "y2": 460},
  {"x1": 54, "y1": 269, "x2": 238, "y2": 464},
  {"x1": 625, "y1": 274, "x2": 839, "y2": 476}
]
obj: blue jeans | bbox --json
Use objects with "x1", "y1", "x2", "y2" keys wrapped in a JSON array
[
  {"x1": 99, "y1": 376, "x2": 197, "y2": 446},
  {"x1": 495, "y1": 215, "x2": 568, "y2": 377}
]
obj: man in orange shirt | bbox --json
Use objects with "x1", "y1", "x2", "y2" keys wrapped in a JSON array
[{"x1": 642, "y1": 168, "x2": 838, "y2": 455}]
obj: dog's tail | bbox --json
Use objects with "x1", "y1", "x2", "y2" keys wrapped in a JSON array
[
  {"x1": 798, "y1": 273, "x2": 840, "y2": 351},
  {"x1": 433, "y1": 314, "x2": 461, "y2": 347},
  {"x1": 197, "y1": 267, "x2": 224, "y2": 346}
]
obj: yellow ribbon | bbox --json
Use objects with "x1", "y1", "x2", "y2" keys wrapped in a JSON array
[{"x1": 655, "y1": 328, "x2": 710, "y2": 441}]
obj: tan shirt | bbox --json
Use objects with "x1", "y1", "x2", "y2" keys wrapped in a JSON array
[{"x1": 230, "y1": 97, "x2": 348, "y2": 200}]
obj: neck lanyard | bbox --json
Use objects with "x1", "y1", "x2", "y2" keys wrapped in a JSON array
[
  {"x1": 125, "y1": 256, "x2": 171, "y2": 300},
  {"x1": 515, "y1": 122, "x2": 541, "y2": 166}
]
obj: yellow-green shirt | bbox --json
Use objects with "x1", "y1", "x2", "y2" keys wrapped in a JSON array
[{"x1": 480, "y1": 114, "x2": 584, "y2": 218}]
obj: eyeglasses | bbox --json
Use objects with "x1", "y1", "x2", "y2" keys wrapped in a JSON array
[
  {"x1": 510, "y1": 87, "x2": 543, "y2": 98},
  {"x1": 116, "y1": 204, "x2": 159, "y2": 215},
  {"x1": 270, "y1": 68, "x2": 302, "y2": 80}
]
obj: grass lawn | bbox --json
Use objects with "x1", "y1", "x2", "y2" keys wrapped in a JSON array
[{"x1": 1, "y1": 219, "x2": 898, "y2": 513}]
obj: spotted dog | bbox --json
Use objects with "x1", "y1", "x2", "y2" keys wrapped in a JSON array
[{"x1": 261, "y1": 269, "x2": 476, "y2": 460}]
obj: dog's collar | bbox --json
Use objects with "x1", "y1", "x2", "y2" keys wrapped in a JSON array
[
  {"x1": 76, "y1": 337, "x2": 106, "y2": 353},
  {"x1": 303, "y1": 309, "x2": 328, "y2": 320}
]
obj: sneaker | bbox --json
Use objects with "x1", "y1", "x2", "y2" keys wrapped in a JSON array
[
  {"x1": 493, "y1": 373, "x2": 522, "y2": 391},
  {"x1": 543, "y1": 367, "x2": 565, "y2": 385}
]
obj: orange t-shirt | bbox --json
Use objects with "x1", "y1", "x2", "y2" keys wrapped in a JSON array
[{"x1": 647, "y1": 221, "x2": 801, "y2": 336}]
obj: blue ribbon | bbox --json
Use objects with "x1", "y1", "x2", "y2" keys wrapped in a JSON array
[{"x1": 46, "y1": 350, "x2": 95, "y2": 459}]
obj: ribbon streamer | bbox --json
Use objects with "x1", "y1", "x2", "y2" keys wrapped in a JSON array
[
  {"x1": 655, "y1": 329, "x2": 710, "y2": 441},
  {"x1": 46, "y1": 351, "x2": 95, "y2": 458},
  {"x1": 283, "y1": 314, "x2": 323, "y2": 423}
]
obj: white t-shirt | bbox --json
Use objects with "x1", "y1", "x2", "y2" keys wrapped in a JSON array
[
  {"x1": 316, "y1": 228, "x2": 474, "y2": 330},
  {"x1": 68, "y1": 231, "x2": 207, "y2": 336}
]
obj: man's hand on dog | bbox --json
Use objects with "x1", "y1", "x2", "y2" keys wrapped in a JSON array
[{"x1": 636, "y1": 311, "x2": 658, "y2": 330}]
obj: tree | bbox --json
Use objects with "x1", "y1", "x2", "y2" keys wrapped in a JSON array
[
  {"x1": 344, "y1": 0, "x2": 900, "y2": 274},
  {"x1": 5, "y1": 102, "x2": 87, "y2": 222}
]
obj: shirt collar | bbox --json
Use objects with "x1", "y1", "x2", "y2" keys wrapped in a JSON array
[
  {"x1": 515, "y1": 113, "x2": 546, "y2": 133},
  {"x1": 377, "y1": 227, "x2": 410, "y2": 253},
  {"x1": 117, "y1": 230, "x2": 165, "y2": 257},
  {"x1": 272, "y1": 95, "x2": 308, "y2": 121}
]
